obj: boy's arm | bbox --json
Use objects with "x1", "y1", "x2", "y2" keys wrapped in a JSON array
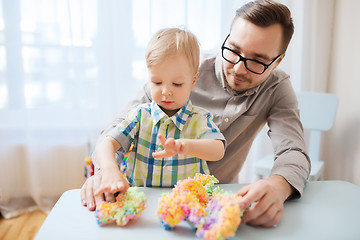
[
  {"x1": 152, "y1": 135, "x2": 225, "y2": 161},
  {"x1": 92, "y1": 83, "x2": 152, "y2": 169},
  {"x1": 94, "y1": 136, "x2": 129, "y2": 196}
]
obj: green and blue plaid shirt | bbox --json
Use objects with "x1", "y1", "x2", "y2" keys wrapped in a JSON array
[{"x1": 107, "y1": 100, "x2": 225, "y2": 187}]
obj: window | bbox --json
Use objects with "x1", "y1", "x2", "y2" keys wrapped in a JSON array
[{"x1": 0, "y1": 0, "x2": 247, "y2": 129}]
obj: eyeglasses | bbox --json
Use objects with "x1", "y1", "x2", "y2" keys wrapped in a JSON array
[{"x1": 221, "y1": 34, "x2": 282, "y2": 75}]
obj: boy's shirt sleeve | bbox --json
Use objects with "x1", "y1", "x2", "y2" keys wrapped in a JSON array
[
  {"x1": 106, "y1": 107, "x2": 141, "y2": 152},
  {"x1": 196, "y1": 110, "x2": 227, "y2": 149}
]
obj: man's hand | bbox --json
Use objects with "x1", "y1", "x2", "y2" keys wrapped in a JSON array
[
  {"x1": 80, "y1": 171, "x2": 118, "y2": 211},
  {"x1": 237, "y1": 175, "x2": 294, "y2": 227},
  {"x1": 152, "y1": 135, "x2": 186, "y2": 158}
]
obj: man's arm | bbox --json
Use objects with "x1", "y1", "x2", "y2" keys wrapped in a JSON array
[
  {"x1": 237, "y1": 78, "x2": 310, "y2": 227},
  {"x1": 266, "y1": 79, "x2": 311, "y2": 199}
]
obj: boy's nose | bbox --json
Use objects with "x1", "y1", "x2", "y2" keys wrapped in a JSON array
[{"x1": 162, "y1": 87, "x2": 172, "y2": 95}]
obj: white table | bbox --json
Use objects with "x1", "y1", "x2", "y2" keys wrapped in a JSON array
[{"x1": 35, "y1": 181, "x2": 360, "y2": 239}]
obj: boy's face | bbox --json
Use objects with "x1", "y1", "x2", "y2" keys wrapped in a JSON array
[
  {"x1": 148, "y1": 54, "x2": 198, "y2": 117},
  {"x1": 222, "y1": 17, "x2": 285, "y2": 92}
]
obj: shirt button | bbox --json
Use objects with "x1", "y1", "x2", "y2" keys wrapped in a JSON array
[{"x1": 224, "y1": 118, "x2": 229, "y2": 123}]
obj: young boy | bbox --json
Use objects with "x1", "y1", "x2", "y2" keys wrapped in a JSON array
[{"x1": 94, "y1": 28, "x2": 225, "y2": 196}]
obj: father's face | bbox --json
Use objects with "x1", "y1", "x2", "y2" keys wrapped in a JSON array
[{"x1": 222, "y1": 17, "x2": 285, "y2": 92}]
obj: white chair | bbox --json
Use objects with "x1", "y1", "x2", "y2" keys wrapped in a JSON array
[{"x1": 254, "y1": 92, "x2": 338, "y2": 181}]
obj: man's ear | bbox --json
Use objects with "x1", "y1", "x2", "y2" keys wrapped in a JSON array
[
  {"x1": 273, "y1": 53, "x2": 286, "y2": 70},
  {"x1": 192, "y1": 71, "x2": 199, "y2": 88}
]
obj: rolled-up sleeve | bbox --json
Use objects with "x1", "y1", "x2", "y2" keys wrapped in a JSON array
[{"x1": 267, "y1": 81, "x2": 311, "y2": 198}]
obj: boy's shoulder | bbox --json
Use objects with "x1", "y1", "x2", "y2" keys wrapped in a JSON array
[
  {"x1": 133, "y1": 102, "x2": 152, "y2": 112},
  {"x1": 127, "y1": 102, "x2": 152, "y2": 118},
  {"x1": 188, "y1": 104, "x2": 213, "y2": 118}
]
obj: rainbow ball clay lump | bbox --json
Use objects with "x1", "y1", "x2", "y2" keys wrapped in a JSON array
[
  {"x1": 157, "y1": 173, "x2": 244, "y2": 240},
  {"x1": 95, "y1": 187, "x2": 147, "y2": 226}
]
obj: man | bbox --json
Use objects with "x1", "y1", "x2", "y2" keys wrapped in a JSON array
[{"x1": 81, "y1": 0, "x2": 310, "y2": 227}]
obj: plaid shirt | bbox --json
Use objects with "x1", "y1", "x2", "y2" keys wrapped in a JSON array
[{"x1": 107, "y1": 100, "x2": 225, "y2": 187}]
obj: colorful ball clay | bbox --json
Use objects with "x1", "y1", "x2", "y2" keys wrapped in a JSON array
[
  {"x1": 96, "y1": 187, "x2": 147, "y2": 226},
  {"x1": 157, "y1": 173, "x2": 243, "y2": 240}
]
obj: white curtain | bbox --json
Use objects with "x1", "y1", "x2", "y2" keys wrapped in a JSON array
[
  {"x1": 325, "y1": 0, "x2": 360, "y2": 185},
  {"x1": 1, "y1": 0, "x2": 359, "y2": 219}
]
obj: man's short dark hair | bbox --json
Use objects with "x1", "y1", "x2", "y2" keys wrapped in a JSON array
[{"x1": 232, "y1": 0, "x2": 294, "y2": 53}]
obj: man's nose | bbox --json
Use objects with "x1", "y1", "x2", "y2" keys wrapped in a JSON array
[{"x1": 233, "y1": 60, "x2": 247, "y2": 74}]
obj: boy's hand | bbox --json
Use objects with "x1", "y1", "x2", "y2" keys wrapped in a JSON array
[
  {"x1": 81, "y1": 171, "x2": 118, "y2": 211},
  {"x1": 94, "y1": 167, "x2": 129, "y2": 197},
  {"x1": 152, "y1": 135, "x2": 187, "y2": 158}
]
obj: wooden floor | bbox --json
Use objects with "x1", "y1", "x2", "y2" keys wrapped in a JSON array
[{"x1": 0, "y1": 210, "x2": 47, "y2": 240}]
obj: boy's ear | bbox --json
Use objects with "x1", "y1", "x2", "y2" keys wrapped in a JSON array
[{"x1": 192, "y1": 72, "x2": 199, "y2": 88}]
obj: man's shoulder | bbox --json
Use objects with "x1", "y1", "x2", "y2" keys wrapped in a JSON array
[
  {"x1": 197, "y1": 54, "x2": 222, "y2": 88},
  {"x1": 199, "y1": 54, "x2": 216, "y2": 71},
  {"x1": 270, "y1": 68, "x2": 290, "y2": 82},
  {"x1": 260, "y1": 69, "x2": 297, "y2": 105},
  {"x1": 261, "y1": 68, "x2": 291, "y2": 91}
]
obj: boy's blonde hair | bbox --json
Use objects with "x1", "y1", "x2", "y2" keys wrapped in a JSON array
[{"x1": 145, "y1": 28, "x2": 200, "y2": 74}]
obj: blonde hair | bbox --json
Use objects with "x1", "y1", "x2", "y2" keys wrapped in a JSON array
[{"x1": 145, "y1": 28, "x2": 200, "y2": 74}]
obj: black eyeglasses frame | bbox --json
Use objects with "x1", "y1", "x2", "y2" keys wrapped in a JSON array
[{"x1": 221, "y1": 34, "x2": 282, "y2": 75}]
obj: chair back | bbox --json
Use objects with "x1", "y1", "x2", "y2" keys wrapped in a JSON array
[{"x1": 296, "y1": 92, "x2": 338, "y2": 162}]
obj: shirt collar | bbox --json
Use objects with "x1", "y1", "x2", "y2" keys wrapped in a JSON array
[
  {"x1": 215, "y1": 53, "x2": 261, "y2": 97},
  {"x1": 151, "y1": 100, "x2": 192, "y2": 131},
  {"x1": 151, "y1": 101, "x2": 167, "y2": 125}
]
